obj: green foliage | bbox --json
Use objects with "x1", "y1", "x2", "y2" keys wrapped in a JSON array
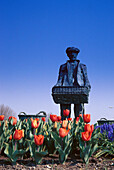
[
  {"x1": 4, "y1": 141, "x2": 28, "y2": 165},
  {"x1": 51, "y1": 131, "x2": 73, "y2": 164},
  {"x1": 0, "y1": 116, "x2": 113, "y2": 165},
  {"x1": 28, "y1": 134, "x2": 48, "y2": 164},
  {"x1": 78, "y1": 124, "x2": 100, "y2": 164}
]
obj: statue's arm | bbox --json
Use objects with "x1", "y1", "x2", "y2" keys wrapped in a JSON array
[
  {"x1": 55, "y1": 65, "x2": 63, "y2": 86},
  {"x1": 83, "y1": 65, "x2": 91, "y2": 89}
]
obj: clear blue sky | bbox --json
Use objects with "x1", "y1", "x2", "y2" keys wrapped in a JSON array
[{"x1": 0, "y1": 0, "x2": 114, "y2": 123}]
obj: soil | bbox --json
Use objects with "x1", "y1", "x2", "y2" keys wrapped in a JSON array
[{"x1": 0, "y1": 154, "x2": 114, "y2": 170}]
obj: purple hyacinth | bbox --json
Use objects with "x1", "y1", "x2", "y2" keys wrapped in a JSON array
[{"x1": 96, "y1": 123, "x2": 114, "y2": 141}]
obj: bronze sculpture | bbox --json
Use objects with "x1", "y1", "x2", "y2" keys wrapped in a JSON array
[{"x1": 52, "y1": 47, "x2": 91, "y2": 120}]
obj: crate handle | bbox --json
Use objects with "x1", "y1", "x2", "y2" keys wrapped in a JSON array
[
  {"x1": 36, "y1": 111, "x2": 47, "y2": 116},
  {"x1": 19, "y1": 112, "x2": 27, "y2": 115},
  {"x1": 100, "y1": 118, "x2": 107, "y2": 121}
]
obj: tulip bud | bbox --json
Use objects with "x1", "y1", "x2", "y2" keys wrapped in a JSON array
[
  {"x1": 5, "y1": 120, "x2": 8, "y2": 127},
  {"x1": 54, "y1": 121, "x2": 57, "y2": 128},
  {"x1": 9, "y1": 135, "x2": 12, "y2": 140},
  {"x1": 42, "y1": 117, "x2": 46, "y2": 122},
  {"x1": 76, "y1": 117, "x2": 79, "y2": 124},
  {"x1": 22, "y1": 129, "x2": 24, "y2": 137},
  {"x1": 68, "y1": 123, "x2": 71, "y2": 130},
  {"x1": 62, "y1": 120, "x2": 68, "y2": 128},
  {"x1": 46, "y1": 131, "x2": 48, "y2": 135},
  {"x1": 43, "y1": 122, "x2": 46, "y2": 128}
]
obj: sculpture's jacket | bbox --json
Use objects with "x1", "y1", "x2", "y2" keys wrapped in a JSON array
[{"x1": 56, "y1": 60, "x2": 91, "y2": 89}]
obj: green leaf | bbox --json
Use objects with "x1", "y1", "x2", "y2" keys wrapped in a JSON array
[
  {"x1": 34, "y1": 151, "x2": 48, "y2": 164},
  {"x1": 90, "y1": 143, "x2": 98, "y2": 157},
  {"x1": 51, "y1": 131, "x2": 61, "y2": 146}
]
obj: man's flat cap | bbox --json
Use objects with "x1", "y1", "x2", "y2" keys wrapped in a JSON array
[{"x1": 66, "y1": 47, "x2": 80, "y2": 54}]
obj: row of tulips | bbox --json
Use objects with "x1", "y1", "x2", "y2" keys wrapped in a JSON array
[{"x1": 0, "y1": 112, "x2": 100, "y2": 165}]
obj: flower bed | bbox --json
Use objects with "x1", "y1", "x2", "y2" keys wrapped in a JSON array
[{"x1": 0, "y1": 113, "x2": 114, "y2": 167}]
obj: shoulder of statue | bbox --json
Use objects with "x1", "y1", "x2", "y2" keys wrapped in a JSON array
[
  {"x1": 80, "y1": 63, "x2": 86, "y2": 67},
  {"x1": 60, "y1": 63, "x2": 67, "y2": 70}
]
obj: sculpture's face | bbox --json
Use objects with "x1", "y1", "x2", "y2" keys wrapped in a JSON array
[{"x1": 67, "y1": 52, "x2": 78, "y2": 61}]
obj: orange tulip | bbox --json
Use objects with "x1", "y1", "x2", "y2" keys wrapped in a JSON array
[
  {"x1": 8, "y1": 116, "x2": 17, "y2": 125},
  {"x1": 59, "y1": 128, "x2": 69, "y2": 138},
  {"x1": 84, "y1": 124, "x2": 94, "y2": 132},
  {"x1": 50, "y1": 114, "x2": 58, "y2": 122},
  {"x1": 0, "y1": 115, "x2": 4, "y2": 121},
  {"x1": 9, "y1": 135, "x2": 12, "y2": 140},
  {"x1": 34, "y1": 135, "x2": 44, "y2": 145},
  {"x1": 13, "y1": 129, "x2": 24, "y2": 140},
  {"x1": 31, "y1": 119, "x2": 40, "y2": 128},
  {"x1": 63, "y1": 109, "x2": 70, "y2": 117},
  {"x1": 83, "y1": 114, "x2": 91, "y2": 123},
  {"x1": 42, "y1": 117, "x2": 46, "y2": 122},
  {"x1": 79, "y1": 114, "x2": 82, "y2": 118},
  {"x1": 62, "y1": 120, "x2": 68, "y2": 128},
  {"x1": 82, "y1": 131, "x2": 92, "y2": 141},
  {"x1": 57, "y1": 116, "x2": 61, "y2": 121}
]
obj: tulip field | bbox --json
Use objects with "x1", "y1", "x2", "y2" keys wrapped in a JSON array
[{"x1": 0, "y1": 112, "x2": 114, "y2": 166}]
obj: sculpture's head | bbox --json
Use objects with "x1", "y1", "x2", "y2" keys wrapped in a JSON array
[{"x1": 66, "y1": 47, "x2": 80, "y2": 61}]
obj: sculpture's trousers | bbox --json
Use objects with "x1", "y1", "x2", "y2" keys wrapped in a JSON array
[{"x1": 60, "y1": 103, "x2": 84, "y2": 120}]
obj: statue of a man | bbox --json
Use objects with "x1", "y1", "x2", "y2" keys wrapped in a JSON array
[{"x1": 55, "y1": 47, "x2": 91, "y2": 119}]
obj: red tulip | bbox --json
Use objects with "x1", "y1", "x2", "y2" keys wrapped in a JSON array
[
  {"x1": 34, "y1": 135, "x2": 44, "y2": 145},
  {"x1": 8, "y1": 116, "x2": 17, "y2": 125},
  {"x1": 42, "y1": 117, "x2": 46, "y2": 122},
  {"x1": 79, "y1": 114, "x2": 82, "y2": 118},
  {"x1": 13, "y1": 129, "x2": 24, "y2": 140},
  {"x1": 0, "y1": 115, "x2": 4, "y2": 121},
  {"x1": 59, "y1": 128, "x2": 69, "y2": 138},
  {"x1": 82, "y1": 131, "x2": 92, "y2": 141},
  {"x1": 76, "y1": 117, "x2": 79, "y2": 124},
  {"x1": 50, "y1": 114, "x2": 58, "y2": 122},
  {"x1": 60, "y1": 120, "x2": 62, "y2": 124},
  {"x1": 83, "y1": 114, "x2": 91, "y2": 123},
  {"x1": 68, "y1": 118, "x2": 72, "y2": 121},
  {"x1": 63, "y1": 109, "x2": 70, "y2": 117},
  {"x1": 84, "y1": 124, "x2": 94, "y2": 132},
  {"x1": 35, "y1": 118, "x2": 39, "y2": 121},
  {"x1": 90, "y1": 124, "x2": 94, "y2": 132},
  {"x1": 31, "y1": 119, "x2": 40, "y2": 128},
  {"x1": 57, "y1": 116, "x2": 61, "y2": 121}
]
